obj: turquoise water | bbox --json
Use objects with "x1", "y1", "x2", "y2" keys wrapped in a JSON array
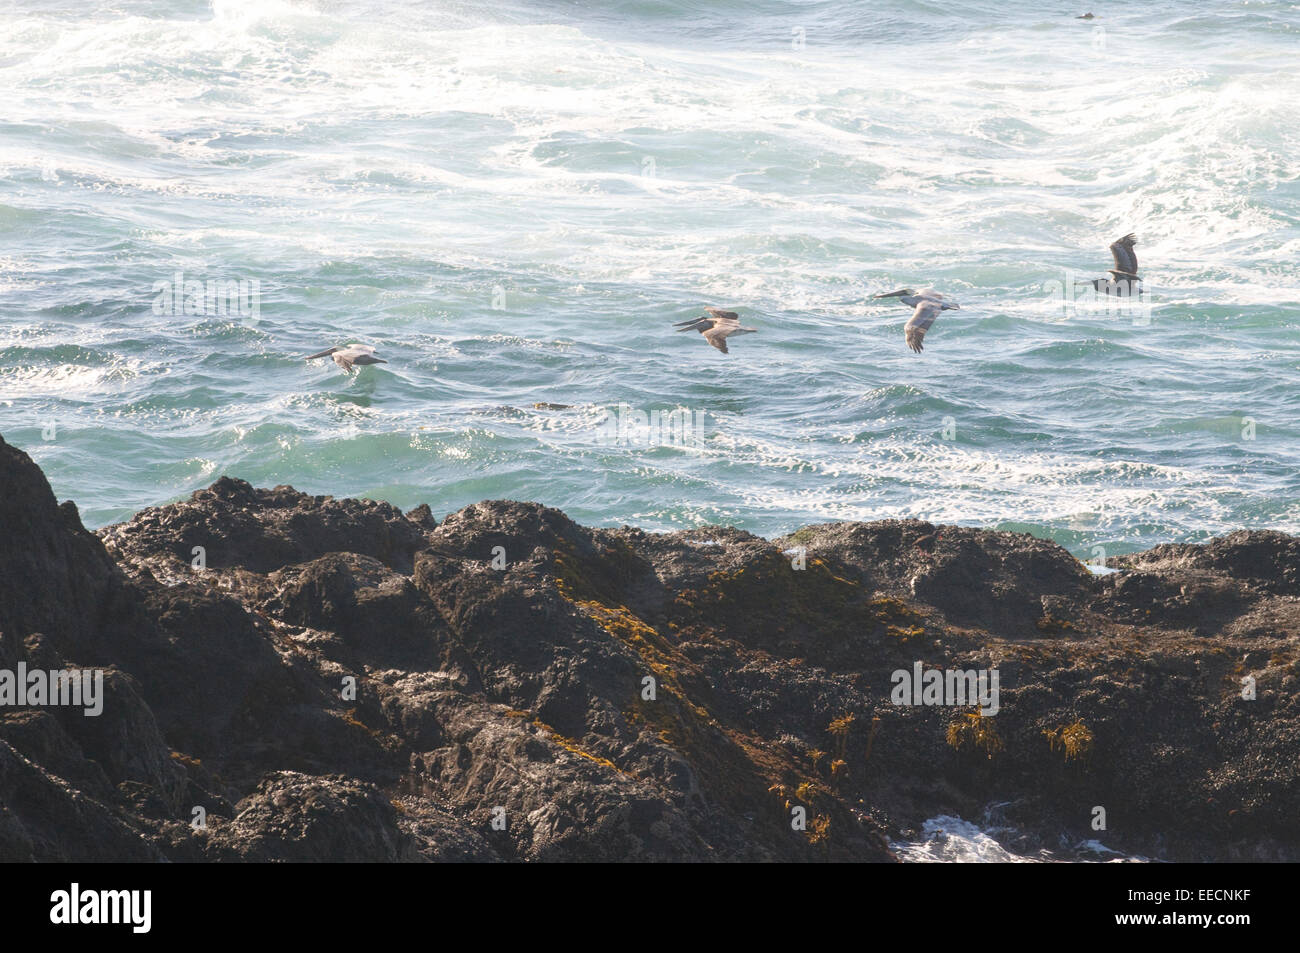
[{"x1": 2, "y1": 0, "x2": 1298, "y2": 557}]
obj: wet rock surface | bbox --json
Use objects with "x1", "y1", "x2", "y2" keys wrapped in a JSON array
[{"x1": 1, "y1": 433, "x2": 1297, "y2": 861}]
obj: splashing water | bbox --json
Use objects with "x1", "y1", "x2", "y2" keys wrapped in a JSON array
[{"x1": 1, "y1": 0, "x2": 1297, "y2": 559}]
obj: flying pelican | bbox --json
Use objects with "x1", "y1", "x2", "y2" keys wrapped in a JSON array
[
  {"x1": 1079, "y1": 233, "x2": 1141, "y2": 296},
  {"x1": 673, "y1": 307, "x2": 758, "y2": 354},
  {"x1": 873, "y1": 289, "x2": 961, "y2": 353},
  {"x1": 304, "y1": 344, "x2": 388, "y2": 373}
]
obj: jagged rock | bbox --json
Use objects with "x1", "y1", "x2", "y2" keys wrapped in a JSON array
[
  {"x1": 0, "y1": 709, "x2": 116, "y2": 803},
  {"x1": 98, "y1": 475, "x2": 435, "y2": 576},
  {"x1": 204, "y1": 771, "x2": 418, "y2": 861},
  {"x1": 1115, "y1": 531, "x2": 1300, "y2": 594},
  {"x1": 54, "y1": 669, "x2": 187, "y2": 815},
  {"x1": 0, "y1": 739, "x2": 163, "y2": 861},
  {"x1": 264, "y1": 553, "x2": 452, "y2": 670},
  {"x1": 0, "y1": 436, "x2": 139, "y2": 661},
  {"x1": 0, "y1": 432, "x2": 1298, "y2": 862},
  {"x1": 776, "y1": 519, "x2": 1096, "y2": 637}
]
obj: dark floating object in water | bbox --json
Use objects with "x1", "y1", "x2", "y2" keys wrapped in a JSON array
[
  {"x1": 533, "y1": 402, "x2": 572, "y2": 410},
  {"x1": 872, "y1": 289, "x2": 962, "y2": 353},
  {"x1": 1077, "y1": 12, "x2": 1099, "y2": 18},
  {"x1": 673, "y1": 307, "x2": 758, "y2": 354}
]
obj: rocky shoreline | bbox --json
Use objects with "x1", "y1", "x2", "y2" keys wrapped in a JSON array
[{"x1": 1, "y1": 432, "x2": 1296, "y2": 862}]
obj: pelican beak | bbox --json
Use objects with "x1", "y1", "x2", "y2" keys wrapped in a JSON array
[{"x1": 873, "y1": 289, "x2": 910, "y2": 299}]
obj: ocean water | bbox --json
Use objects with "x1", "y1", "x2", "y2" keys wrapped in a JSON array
[
  {"x1": 890, "y1": 811, "x2": 1145, "y2": 863},
  {"x1": 2, "y1": 0, "x2": 1298, "y2": 557}
]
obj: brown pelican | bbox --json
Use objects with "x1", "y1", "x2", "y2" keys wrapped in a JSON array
[
  {"x1": 305, "y1": 344, "x2": 388, "y2": 373},
  {"x1": 673, "y1": 307, "x2": 758, "y2": 354},
  {"x1": 872, "y1": 289, "x2": 961, "y2": 353},
  {"x1": 1079, "y1": 234, "x2": 1142, "y2": 296}
]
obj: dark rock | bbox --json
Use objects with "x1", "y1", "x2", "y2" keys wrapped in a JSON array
[
  {"x1": 0, "y1": 435, "x2": 136, "y2": 660},
  {"x1": 776, "y1": 519, "x2": 1095, "y2": 637},
  {"x1": 99, "y1": 476, "x2": 435, "y2": 575},
  {"x1": 1, "y1": 432, "x2": 1297, "y2": 862},
  {"x1": 204, "y1": 771, "x2": 418, "y2": 862}
]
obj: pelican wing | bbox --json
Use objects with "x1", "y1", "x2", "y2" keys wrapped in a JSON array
[
  {"x1": 1109, "y1": 234, "x2": 1139, "y2": 277},
  {"x1": 904, "y1": 300, "x2": 942, "y2": 353},
  {"x1": 702, "y1": 324, "x2": 735, "y2": 353},
  {"x1": 704, "y1": 307, "x2": 739, "y2": 321}
]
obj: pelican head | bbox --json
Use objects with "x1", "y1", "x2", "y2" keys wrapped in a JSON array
[{"x1": 873, "y1": 288, "x2": 914, "y2": 299}]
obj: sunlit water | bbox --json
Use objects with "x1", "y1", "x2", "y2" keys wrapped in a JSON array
[
  {"x1": 2, "y1": 0, "x2": 1298, "y2": 557},
  {"x1": 890, "y1": 811, "x2": 1146, "y2": 863}
]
